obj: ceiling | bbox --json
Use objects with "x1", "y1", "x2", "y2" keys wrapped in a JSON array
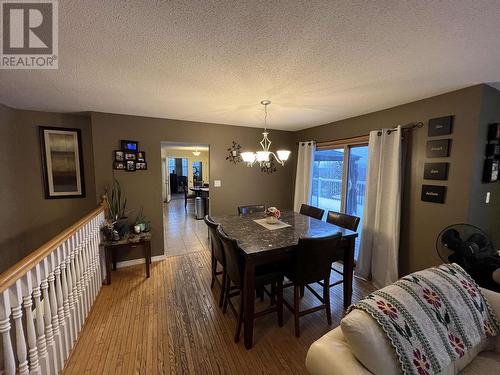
[{"x1": 1, "y1": 1, "x2": 500, "y2": 131}]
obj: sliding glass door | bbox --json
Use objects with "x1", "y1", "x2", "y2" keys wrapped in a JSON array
[{"x1": 310, "y1": 140, "x2": 369, "y2": 258}]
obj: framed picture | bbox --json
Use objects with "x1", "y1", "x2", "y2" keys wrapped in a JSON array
[
  {"x1": 137, "y1": 151, "x2": 146, "y2": 162},
  {"x1": 113, "y1": 161, "x2": 125, "y2": 170},
  {"x1": 426, "y1": 139, "x2": 451, "y2": 158},
  {"x1": 114, "y1": 150, "x2": 124, "y2": 161},
  {"x1": 428, "y1": 116, "x2": 453, "y2": 137},
  {"x1": 135, "y1": 162, "x2": 147, "y2": 170},
  {"x1": 39, "y1": 126, "x2": 86, "y2": 199},
  {"x1": 121, "y1": 140, "x2": 138, "y2": 152},
  {"x1": 421, "y1": 185, "x2": 446, "y2": 203},
  {"x1": 423, "y1": 162, "x2": 448, "y2": 180},
  {"x1": 124, "y1": 152, "x2": 136, "y2": 161},
  {"x1": 126, "y1": 160, "x2": 136, "y2": 171}
]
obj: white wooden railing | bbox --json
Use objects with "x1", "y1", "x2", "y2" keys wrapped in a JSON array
[{"x1": 0, "y1": 204, "x2": 105, "y2": 374}]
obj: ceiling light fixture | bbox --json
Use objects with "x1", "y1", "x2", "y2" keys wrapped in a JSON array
[
  {"x1": 241, "y1": 100, "x2": 291, "y2": 167},
  {"x1": 192, "y1": 148, "x2": 201, "y2": 157}
]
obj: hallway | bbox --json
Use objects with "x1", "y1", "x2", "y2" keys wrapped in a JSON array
[{"x1": 163, "y1": 197, "x2": 210, "y2": 257}]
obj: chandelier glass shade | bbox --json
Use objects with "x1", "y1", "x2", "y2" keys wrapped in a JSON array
[{"x1": 241, "y1": 100, "x2": 291, "y2": 167}]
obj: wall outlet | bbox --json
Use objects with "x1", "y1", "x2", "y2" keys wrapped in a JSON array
[
  {"x1": 485, "y1": 191, "x2": 490, "y2": 204},
  {"x1": 214, "y1": 180, "x2": 221, "y2": 187}
]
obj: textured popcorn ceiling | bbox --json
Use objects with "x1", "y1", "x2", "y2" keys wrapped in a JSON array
[{"x1": 1, "y1": 1, "x2": 500, "y2": 130}]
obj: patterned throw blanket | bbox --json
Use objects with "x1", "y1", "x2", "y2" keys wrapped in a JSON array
[{"x1": 348, "y1": 264, "x2": 500, "y2": 375}]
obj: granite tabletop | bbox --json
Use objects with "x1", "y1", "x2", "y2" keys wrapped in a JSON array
[
  {"x1": 212, "y1": 210, "x2": 357, "y2": 256},
  {"x1": 102, "y1": 231, "x2": 151, "y2": 247}
]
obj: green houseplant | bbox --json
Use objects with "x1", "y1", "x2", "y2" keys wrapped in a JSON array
[{"x1": 104, "y1": 178, "x2": 131, "y2": 238}]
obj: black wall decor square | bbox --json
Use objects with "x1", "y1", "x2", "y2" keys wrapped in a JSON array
[
  {"x1": 487, "y1": 123, "x2": 500, "y2": 141},
  {"x1": 428, "y1": 116, "x2": 453, "y2": 137},
  {"x1": 426, "y1": 139, "x2": 450, "y2": 158},
  {"x1": 483, "y1": 159, "x2": 499, "y2": 183},
  {"x1": 423, "y1": 163, "x2": 448, "y2": 180},
  {"x1": 421, "y1": 185, "x2": 446, "y2": 203}
]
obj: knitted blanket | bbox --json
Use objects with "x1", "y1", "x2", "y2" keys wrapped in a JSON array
[{"x1": 348, "y1": 264, "x2": 499, "y2": 375}]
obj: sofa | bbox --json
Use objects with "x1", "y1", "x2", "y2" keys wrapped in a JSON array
[{"x1": 306, "y1": 288, "x2": 500, "y2": 375}]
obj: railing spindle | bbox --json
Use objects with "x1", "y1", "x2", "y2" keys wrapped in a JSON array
[{"x1": 0, "y1": 290, "x2": 16, "y2": 375}]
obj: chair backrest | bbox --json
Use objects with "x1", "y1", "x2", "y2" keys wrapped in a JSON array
[
  {"x1": 204, "y1": 215, "x2": 225, "y2": 265},
  {"x1": 326, "y1": 211, "x2": 360, "y2": 231},
  {"x1": 300, "y1": 204, "x2": 325, "y2": 220},
  {"x1": 216, "y1": 226, "x2": 244, "y2": 286},
  {"x1": 292, "y1": 234, "x2": 342, "y2": 284},
  {"x1": 238, "y1": 204, "x2": 266, "y2": 215}
]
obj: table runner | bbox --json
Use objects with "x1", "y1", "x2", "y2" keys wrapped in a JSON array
[{"x1": 253, "y1": 218, "x2": 291, "y2": 230}]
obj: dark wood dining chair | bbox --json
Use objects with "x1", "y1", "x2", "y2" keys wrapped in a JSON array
[
  {"x1": 283, "y1": 233, "x2": 342, "y2": 337},
  {"x1": 325, "y1": 210, "x2": 360, "y2": 287},
  {"x1": 216, "y1": 226, "x2": 284, "y2": 343},
  {"x1": 204, "y1": 215, "x2": 226, "y2": 307},
  {"x1": 184, "y1": 185, "x2": 196, "y2": 208},
  {"x1": 238, "y1": 204, "x2": 266, "y2": 215},
  {"x1": 299, "y1": 204, "x2": 325, "y2": 220}
]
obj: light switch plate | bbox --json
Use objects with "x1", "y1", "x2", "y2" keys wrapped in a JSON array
[
  {"x1": 214, "y1": 180, "x2": 221, "y2": 187},
  {"x1": 486, "y1": 192, "x2": 490, "y2": 204}
]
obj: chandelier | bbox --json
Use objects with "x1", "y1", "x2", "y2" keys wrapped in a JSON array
[
  {"x1": 241, "y1": 100, "x2": 291, "y2": 167},
  {"x1": 192, "y1": 148, "x2": 200, "y2": 157}
]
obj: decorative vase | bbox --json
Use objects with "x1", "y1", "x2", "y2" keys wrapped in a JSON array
[
  {"x1": 134, "y1": 224, "x2": 141, "y2": 234},
  {"x1": 139, "y1": 223, "x2": 146, "y2": 232},
  {"x1": 266, "y1": 216, "x2": 278, "y2": 224}
]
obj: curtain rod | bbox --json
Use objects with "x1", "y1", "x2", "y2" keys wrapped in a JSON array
[{"x1": 377, "y1": 121, "x2": 424, "y2": 136}]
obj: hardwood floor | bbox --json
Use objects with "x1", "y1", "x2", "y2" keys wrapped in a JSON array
[{"x1": 63, "y1": 202, "x2": 375, "y2": 374}]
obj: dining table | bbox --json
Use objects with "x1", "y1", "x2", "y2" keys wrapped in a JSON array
[{"x1": 212, "y1": 209, "x2": 358, "y2": 349}]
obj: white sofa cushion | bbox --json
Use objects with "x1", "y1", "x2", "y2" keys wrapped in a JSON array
[{"x1": 340, "y1": 309, "x2": 495, "y2": 375}]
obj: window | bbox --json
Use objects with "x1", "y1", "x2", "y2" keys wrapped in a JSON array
[
  {"x1": 310, "y1": 137, "x2": 369, "y2": 258},
  {"x1": 181, "y1": 158, "x2": 188, "y2": 177}
]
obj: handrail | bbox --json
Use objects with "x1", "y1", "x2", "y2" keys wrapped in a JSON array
[{"x1": 0, "y1": 202, "x2": 106, "y2": 293}]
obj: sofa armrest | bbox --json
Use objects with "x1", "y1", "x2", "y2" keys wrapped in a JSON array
[
  {"x1": 306, "y1": 327, "x2": 372, "y2": 375},
  {"x1": 480, "y1": 287, "x2": 500, "y2": 353}
]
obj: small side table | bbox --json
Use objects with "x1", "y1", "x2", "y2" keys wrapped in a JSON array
[{"x1": 102, "y1": 232, "x2": 152, "y2": 285}]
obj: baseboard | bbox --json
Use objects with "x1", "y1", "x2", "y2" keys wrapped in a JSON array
[{"x1": 116, "y1": 255, "x2": 166, "y2": 269}]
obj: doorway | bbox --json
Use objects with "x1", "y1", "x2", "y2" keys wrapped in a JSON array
[{"x1": 160, "y1": 142, "x2": 210, "y2": 257}]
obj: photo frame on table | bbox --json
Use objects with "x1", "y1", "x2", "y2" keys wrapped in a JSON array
[
  {"x1": 137, "y1": 151, "x2": 146, "y2": 162},
  {"x1": 126, "y1": 160, "x2": 136, "y2": 171},
  {"x1": 426, "y1": 139, "x2": 451, "y2": 158},
  {"x1": 39, "y1": 126, "x2": 86, "y2": 199}
]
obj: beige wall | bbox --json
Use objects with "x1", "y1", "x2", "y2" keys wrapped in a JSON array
[
  {"x1": 296, "y1": 85, "x2": 489, "y2": 275},
  {"x1": 0, "y1": 105, "x2": 97, "y2": 272},
  {"x1": 468, "y1": 85, "x2": 500, "y2": 245},
  {"x1": 91, "y1": 112, "x2": 296, "y2": 260}
]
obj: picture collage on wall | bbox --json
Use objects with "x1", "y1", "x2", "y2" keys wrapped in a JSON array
[
  {"x1": 483, "y1": 123, "x2": 499, "y2": 183},
  {"x1": 113, "y1": 140, "x2": 147, "y2": 171},
  {"x1": 421, "y1": 115, "x2": 453, "y2": 204}
]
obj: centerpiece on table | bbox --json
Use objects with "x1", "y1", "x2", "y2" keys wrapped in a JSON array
[{"x1": 265, "y1": 207, "x2": 281, "y2": 224}]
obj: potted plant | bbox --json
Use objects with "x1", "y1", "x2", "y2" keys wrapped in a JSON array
[
  {"x1": 134, "y1": 207, "x2": 150, "y2": 233},
  {"x1": 104, "y1": 178, "x2": 132, "y2": 239}
]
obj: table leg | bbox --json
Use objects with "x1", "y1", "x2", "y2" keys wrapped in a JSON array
[
  {"x1": 145, "y1": 242, "x2": 151, "y2": 278},
  {"x1": 243, "y1": 258, "x2": 256, "y2": 349},
  {"x1": 343, "y1": 237, "x2": 355, "y2": 310},
  {"x1": 104, "y1": 246, "x2": 112, "y2": 285}
]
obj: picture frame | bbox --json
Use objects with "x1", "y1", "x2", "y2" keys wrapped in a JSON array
[
  {"x1": 124, "y1": 152, "x2": 136, "y2": 161},
  {"x1": 135, "y1": 162, "x2": 147, "y2": 170},
  {"x1": 113, "y1": 161, "x2": 125, "y2": 170},
  {"x1": 423, "y1": 162, "x2": 449, "y2": 180},
  {"x1": 126, "y1": 160, "x2": 136, "y2": 171},
  {"x1": 121, "y1": 140, "x2": 138, "y2": 152},
  {"x1": 39, "y1": 126, "x2": 86, "y2": 199},
  {"x1": 426, "y1": 139, "x2": 451, "y2": 158},
  {"x1": 428, "y1": 116, "x2": 453, "y2": 137},
  {"x1": 421, "y1": 185, "x2": 446, "y2": 203},
  {"x1": 137, "y1": 151, "x2": 146, "y2": 162},
  {"x1": 114, "y1": 150, "x2": 124, "y2": 161}
]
